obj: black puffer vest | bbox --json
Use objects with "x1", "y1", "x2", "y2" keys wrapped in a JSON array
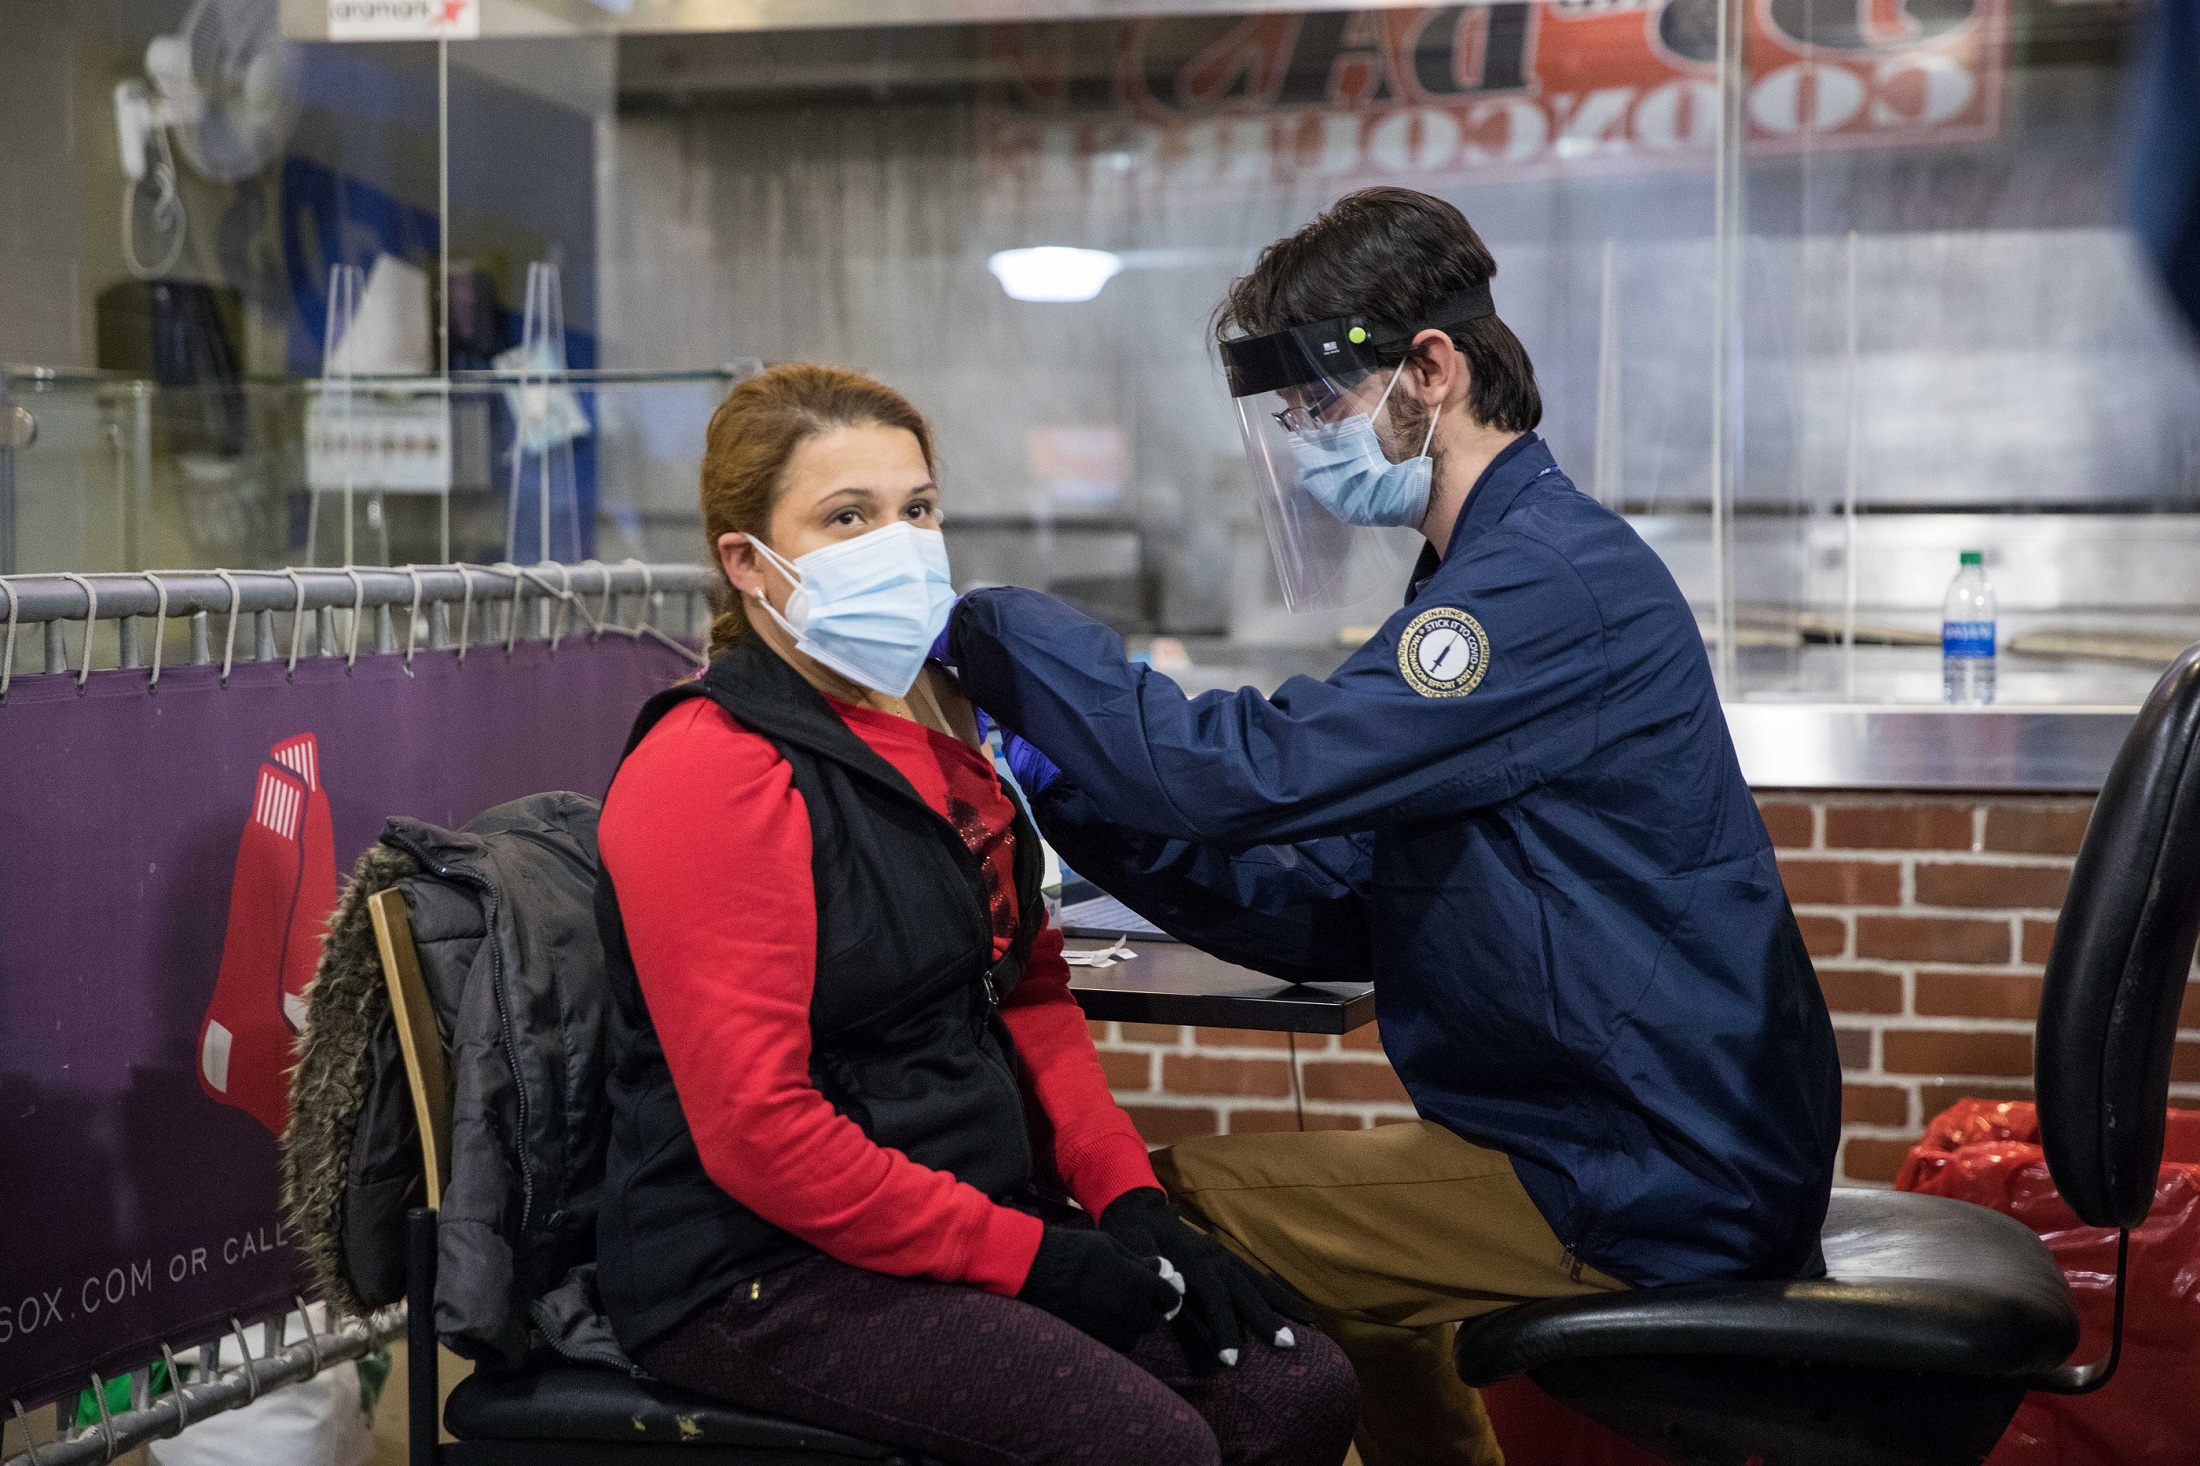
[{"x1": 595, "y1": 639, "x2": 1047, "y2": 1354}]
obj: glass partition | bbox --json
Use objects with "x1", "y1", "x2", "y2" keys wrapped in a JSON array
[
  {"x1": 2, "y1": 0, "x2": 2188, "y2": 703},
  {"x1": 608, "y1": 6, "x2": 1723, "y2": 690},
  {"x1": 0, "y1": 4, "x2": 724, "y2": 582},
  {"x1": 1730, "y1": 0, "x2": 2197, "y2": 706}
]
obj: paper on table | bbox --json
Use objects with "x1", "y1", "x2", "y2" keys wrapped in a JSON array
[{"x1": 1060, "y1": 935, "x2": 1137, "y2": 968}]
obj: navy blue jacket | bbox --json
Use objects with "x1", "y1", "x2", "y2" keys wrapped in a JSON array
[{"x1": 948, "y1": 435, "x2": 1840, "y2": 1288}]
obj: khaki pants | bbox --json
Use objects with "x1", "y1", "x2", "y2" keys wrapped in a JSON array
[{"x1": 1152, "y1": 1120, "x2": 1625, "y2": 1466}]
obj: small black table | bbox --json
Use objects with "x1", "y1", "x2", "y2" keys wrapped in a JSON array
[{"x1": 1063, "y1": 940, "x2": 1375, "y2": 1034}]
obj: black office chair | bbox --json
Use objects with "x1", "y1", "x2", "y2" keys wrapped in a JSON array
[
  {"x1": 366, "y1": 890, "x2": 933, "y2": 1466},
  {"x1": 1455, "y1": 643, "x2": 2200, "y2": 1466}
]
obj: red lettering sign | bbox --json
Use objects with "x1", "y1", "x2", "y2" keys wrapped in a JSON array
[{"x1": 977, "y1": 1, "x2": 2003, "y2": 191}]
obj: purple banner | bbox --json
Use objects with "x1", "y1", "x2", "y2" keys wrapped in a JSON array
[{"x1": 0, "y1": 635, "x2": 693, "y2": 1407}]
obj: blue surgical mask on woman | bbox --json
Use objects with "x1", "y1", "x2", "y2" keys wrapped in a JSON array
[
  {"x1": 1285, "y1": 362, "x2": 1441, "y2": 529},
  {"x1": 748, "y1": 520, "x2": 956, "y2": 697}
]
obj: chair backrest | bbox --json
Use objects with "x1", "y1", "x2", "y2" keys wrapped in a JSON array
[
  {"x1": 368, "y1": 887, "x2": 454, "y2": 1209},
  {"x1": 2037, "y1": 643, "x2": 2200, "y2": 1228}
]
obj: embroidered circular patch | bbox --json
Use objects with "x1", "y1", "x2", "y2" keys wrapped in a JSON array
[{"x1": 1397, "y1": 607, "x2": 1490, "y2": 698}]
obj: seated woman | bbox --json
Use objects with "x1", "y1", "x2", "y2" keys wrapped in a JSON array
[{"x1": 594, "y1": 363, "x2": 1358, "y2": 1466}]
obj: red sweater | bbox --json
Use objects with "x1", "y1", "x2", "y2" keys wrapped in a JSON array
[{"x1": 597, "y1": 695, "x2": 1158, "y2": 1297}]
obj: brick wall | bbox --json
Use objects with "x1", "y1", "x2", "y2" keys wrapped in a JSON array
[{"x1": 1091, "y1": 793, "x2": 2200, "y2": 1185}]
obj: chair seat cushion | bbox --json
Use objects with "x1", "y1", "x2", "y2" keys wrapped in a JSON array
[
  {"x1": 445, "y1": 1363, "x2": 904, "y2": 1458},
  {"x1": 1456, "y1": 1189, "x2": 2080, "y2": 1386}
]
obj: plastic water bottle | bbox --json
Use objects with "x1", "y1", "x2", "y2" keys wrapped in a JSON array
[{"x1": 1941, "y1": 551, "x2": 1996, "y2": 705}]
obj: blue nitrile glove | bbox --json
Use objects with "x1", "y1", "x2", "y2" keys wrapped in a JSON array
[
  {"x1": 1003, "y1": 731, "x2": 1061, "y2": 796},
  {"x1": 930, "y1": 596, "x2": 961, "y2": 668}
]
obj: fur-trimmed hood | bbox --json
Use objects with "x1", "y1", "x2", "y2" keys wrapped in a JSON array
[{"x1": 282, "y1": 842, "x2": 420, "y2": 1320}]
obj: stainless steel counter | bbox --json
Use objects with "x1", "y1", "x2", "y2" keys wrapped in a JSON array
[
  {"x1": 1726, "y1": 704, "x2": 2137, "y2": 792},
  {"x1": 1169, "y1": 639, "x2": 2145, "y2": 792},
  {"x1": 1169, "y1": 643, "x2": 2144, "y2": 790}
]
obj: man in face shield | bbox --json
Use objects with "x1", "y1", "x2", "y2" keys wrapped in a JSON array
[{"x1": 938, "y1": 188, "x2": 1840, "y2": 1466}]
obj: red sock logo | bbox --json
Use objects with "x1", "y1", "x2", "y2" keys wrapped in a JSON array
[
  {"x1": 199, "y1": 734, "x2": 338, "y2": 1136},
  {"x1": 272, "y1": 734, "x2": 335, "y2": 1033}
]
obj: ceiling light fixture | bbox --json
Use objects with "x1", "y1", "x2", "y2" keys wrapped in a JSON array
[{"x1": 987, "y1": 246, "x2": 1123, "y2": 303}]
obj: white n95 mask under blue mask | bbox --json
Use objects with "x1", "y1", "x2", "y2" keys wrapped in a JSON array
[
  {"x1": 748, "y1": 521, "x2": 956, "y2": 697},
  {"x1": 1284, "y1": 362, "x2": 1440, "y2": 529}
]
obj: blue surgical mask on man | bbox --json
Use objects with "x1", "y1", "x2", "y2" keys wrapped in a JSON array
[
  {"x1": 748, "y1": 520, "x2": 956, "y2": 697},
  {"x1": 1285, "y1": 361, "x2": 1441, "y2": 529}
]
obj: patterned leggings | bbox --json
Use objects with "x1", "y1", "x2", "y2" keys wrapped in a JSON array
[{"x1": 641, "y1": 1253, "x2": 1360, "y2": 1466}]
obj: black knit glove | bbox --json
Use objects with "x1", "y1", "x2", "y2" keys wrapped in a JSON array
[
  {"x1": 1016, "y1": 1225, "x2": 1183, "y2": 1352},
  {"x1": 1100, "y1": 1188, "x2": 1316, "y2": 1372}
]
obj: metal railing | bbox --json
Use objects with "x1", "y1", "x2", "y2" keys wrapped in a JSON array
[
  {"x1": 4, "y1": 1306, "x2": 405, "y2": 1466},
  {"x1": 0, "y1": 561, "x2": 714, "y2": 700}
]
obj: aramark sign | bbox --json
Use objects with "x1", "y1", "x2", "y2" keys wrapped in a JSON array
[
  {"x1": 327, "y1": 0, "x2": 480, "y2": 42},
  {"x1": 978, "y1": 1, "x2": 2004, "y2": 192}
]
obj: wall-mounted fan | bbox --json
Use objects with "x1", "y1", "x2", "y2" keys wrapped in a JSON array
[{"x1": 114, "y1": 0, "x2": 301, "y2": 278}]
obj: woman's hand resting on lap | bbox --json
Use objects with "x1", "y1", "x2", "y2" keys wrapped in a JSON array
[
  {"x1": 1101, "y1": 1188, "x2": 1317, "y2": 1372},
  {"x1": 1017, "y1": 1226, "x2": 1184, "y2": 1350}
]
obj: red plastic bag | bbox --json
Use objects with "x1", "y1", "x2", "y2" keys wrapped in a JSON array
[
  {"x1": 1483, "y1": 1376, "x2": 1665, "y2": 1466},
  {"x1": 1898, "y1": 1100, "x2": 2200, "y2": 1466}
]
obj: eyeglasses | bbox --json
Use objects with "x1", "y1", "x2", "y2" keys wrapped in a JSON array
[{"x1": 1270, "y1": 381, "x2": 1346, "y2": 435}]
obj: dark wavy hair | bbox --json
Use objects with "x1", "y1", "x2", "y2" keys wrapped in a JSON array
[{"x1": 1214, "y1": 187, "x2": 1542, "y2": 434}]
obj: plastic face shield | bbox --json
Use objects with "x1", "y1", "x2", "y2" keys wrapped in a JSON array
[{"x1": 1220, "y1": 286, "x2": 1494, "y2": 612}]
